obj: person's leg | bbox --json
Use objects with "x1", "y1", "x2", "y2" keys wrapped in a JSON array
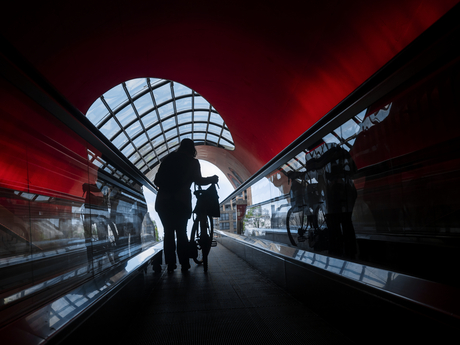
[
  {"x1": 176, "y1": 217, "x2": 190, "y2": 271},
  {"x1": 159, "y1": 213, "x2": 177, "y2": 269}
]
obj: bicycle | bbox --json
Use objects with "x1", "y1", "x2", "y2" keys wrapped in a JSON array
[
  {"x1": 189, "y1": 183, "x2": 219, "y2": 272},
  {"x1": 286, "y1": 171, "x2": 327, "y2": 247},
  {"x1": 286, "y1": 202, "x2": 326, "y2": 247}
]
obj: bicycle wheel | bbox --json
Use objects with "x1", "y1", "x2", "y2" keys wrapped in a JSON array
[
  {"x1": 286, "y1": 207, "x2": 297, "y2": 246},
  {"x1": 286, "y1": 206, "x2": 308, "y2": 246},
  {"x1": 201, "y1": 215, "x2": 213, "y2": 272},
  {"x1": 190, "y1": 218, "x2": 203, "y2": 265}
]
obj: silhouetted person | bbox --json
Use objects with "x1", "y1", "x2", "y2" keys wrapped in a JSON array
[{"x1": 154, "y1": 139, "x2": 218, "y2": 272}]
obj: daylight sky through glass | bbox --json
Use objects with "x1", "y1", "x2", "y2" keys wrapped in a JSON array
[{"x1": 86, "y1": 78, "x2": 235, "y2": 178}]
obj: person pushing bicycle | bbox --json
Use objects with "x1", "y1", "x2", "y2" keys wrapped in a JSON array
[{"x1": 154, "y1": 139, "x2": 218, "y2": 273}]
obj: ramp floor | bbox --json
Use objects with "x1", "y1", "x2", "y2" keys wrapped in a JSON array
[{"x1": 63, "y1": 243, "x2": 354, "y2": 344}]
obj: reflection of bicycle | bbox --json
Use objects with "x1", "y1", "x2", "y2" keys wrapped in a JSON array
[
  {"x1": 286, "y1": 203, "x2": 326, "y2": 246},
  {"x1": 286, "y1": 172, "x2": 326, "y2": 247},
  {"x1": 81, "y1": 210, "x2": 118, "y2": 266},
  {"x1": 190, "y1": 184, "x2": 219, "y2": 272}
]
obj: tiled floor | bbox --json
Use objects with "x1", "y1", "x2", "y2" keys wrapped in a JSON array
[{"x1": 64, "y1": 244, "x2": 354, "y2": 344}]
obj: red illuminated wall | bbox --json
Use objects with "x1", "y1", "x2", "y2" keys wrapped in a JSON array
[
  {"x1": 0, "y1": 77, "x2": 98, "y2": 201},
  {"x1": 1, "y1": 0, "x2": 458, "y2": 176}
]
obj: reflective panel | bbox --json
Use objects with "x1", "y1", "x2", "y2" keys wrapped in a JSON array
[
  {"x1": 229, "y1": 55, "x2": 460, "y2": 289},
  {"x1": 215, "y1": 231, "x2": 460, "y2": 319},
  {"x1": 0, "y1": 81, "x2": 160, "y2": 331},
  {"x1": 87, "y1": 78, "x2": 235, "y2": 176}
]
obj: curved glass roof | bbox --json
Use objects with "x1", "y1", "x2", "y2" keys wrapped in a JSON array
[{"x1": 86, "y1": 78, "x2": 234, "y2": 176}]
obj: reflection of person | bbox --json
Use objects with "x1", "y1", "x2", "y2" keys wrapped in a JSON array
[
  {"x1": 302, "y1": 144, "x2": 358, "y2": 257},
  {"x1": 154, "y1": 139, "x2": 218, "y2": 272},
  {"x1": 82, "y1": 182, "x2": 110, "y2": 267},
  {"x1": 82, "y1": 182, "x2": 121, "y2": 269},
  {"x1": 323, "y1": 146, "x2": 358, "y2": 258}
]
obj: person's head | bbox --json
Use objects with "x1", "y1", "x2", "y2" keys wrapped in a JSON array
[{"x1": 177, "y1": 138, "x2": 197, "y2": 157}]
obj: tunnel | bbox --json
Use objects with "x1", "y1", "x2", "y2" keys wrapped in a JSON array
[{"x1": 1, "y1": 1, "x2": 460, "y2": 344}]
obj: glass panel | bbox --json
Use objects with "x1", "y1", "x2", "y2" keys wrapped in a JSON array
[
  {"x1": 86, "y1": 98, "x2": 109, "y2": 126},
  {"x1": 144, "y1": 151, "x2": 156, "y2": 164},
  {"x1": 147, "y1": 125, "x2": 162, "y2": 139},
  {"x1": 122, "y1": 143, "x2": 135, "y2": 156},
  {"x1": 221, "y1": 129, "x2": 233, "y2": 142},
  {"x1": 133, "y1": 133, "x2": 148, "y2": 148},
  {"x1": 138, "y1": 143, "x2": 152, "y2": 156},
  {"x1": 165, "y1": 128, "x2": 178, "y2": 141},
  {"x1": 125, "y1": 78, "x2": 148, "y2": 98},
  {"x1": 339, "y1": 119, "x2": 360, "y2": 141},
  {"x1": 157, "y1": 102, "x2": 174, "y2": 119},
  {"x1": 112, "y1": 132, "x2": 129, "y2": 148},
  {"x1": 322, "y1": 132, "x2": 340, "y2": 144},
  {"x1": 100, "y1": 117, "x2": 120, "y2": 139},
  {"x1": 175, "y1": 97, "x2": 192, "y2": 112},
  {"x1": 194, "y1": 132, "x2": 206, "y2": 140},
  {"x1": 153, "y1": 83, "x2": 172, "y2": 105},
  {"x1": 194, "y1": 123, "x2": 207, "y2": 132},
  {"x1": 125, "y1": 121, "x2": 143, "y2": 139},
  {"x1": 177, "y1": 112, "x2": 192, "y2": 124},
  {"x1": 155, "y1": 142, "x2": 167, "y2": 154},
  {"x1": 210, "y1": 113, "x2": 224, "y2": 126},
  {"x1": 178, "y1": 124, "x2": 192, "y2": 134},
  {"x1": 166, "y1": 138, "x2": 180, "y2": 149},
  {"x1": 142, "y1": 110, "x2": 158, "y2": 128},
  {"x1": 104, "y1": 84, "x2": 128, "y2": 110},
  {"x1": 355, "y1": 108, "x2": 367, "y2": 122},
  {"x1": 194, "y1": 95, "x2": 210, "y2": 109},
  {"x1": 115, "y1": 105, "x2": 135, "y2": 128},
  {"x1": 161, "y1": 118, "x2": 176, "y2": 132},
  {"x1": 135, "y1": 160, "x2": 146, "y2": 170},
  {"x1": 208, "y1": 124, "x2": 223, "y2": 135},
  {"x1": 194, "y1": 111, "x2": 209, "y2": 122},
  {"x1": 133, "y1": 92, "x2": 154, "y2": 115},
  {"x1": 149, "y1": 78, "x2": 162, "y2": 88},
  {"x1": 174, "y1": 82, "x2": 192, "y2": 97},
  {"x1": 206, "y1": 133, "x2": 220, "y2": 144},
  {"x1": 287, "y1": 157, "x2": 302, "y2": 171},
  {"x1": 129, "y1": 151, "x2": 141, "y2": 164}
]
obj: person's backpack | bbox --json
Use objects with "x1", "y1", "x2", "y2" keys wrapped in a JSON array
[{"x1": 193, "y1": 183, "x2": 220, "y2": 217}]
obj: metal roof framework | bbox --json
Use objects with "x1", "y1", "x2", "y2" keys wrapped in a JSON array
[{"x1": 86, "y1": 78, "x2": 235, "y2": 177}]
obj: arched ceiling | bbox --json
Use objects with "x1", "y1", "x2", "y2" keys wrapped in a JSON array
[
  {"x1": 86, "y1": 77, "x2": 235, "y2": 179},
  {"x1": 1, "y1": 0, "x2": 458, "y2": 188}
]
